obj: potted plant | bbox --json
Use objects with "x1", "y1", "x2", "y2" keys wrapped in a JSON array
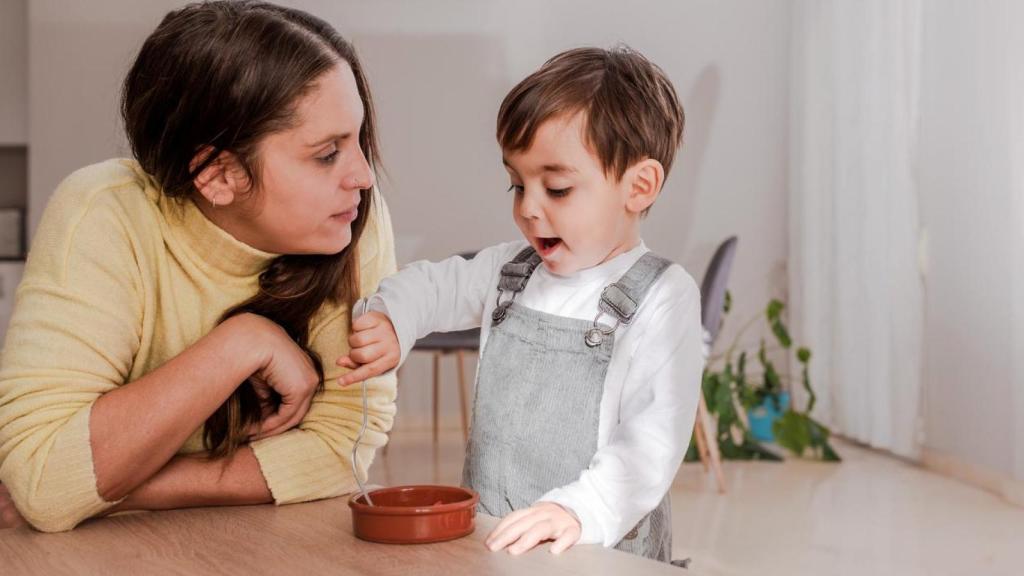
[{"x1": 687, "y1": 294, "x2": 841, "y2": 462}]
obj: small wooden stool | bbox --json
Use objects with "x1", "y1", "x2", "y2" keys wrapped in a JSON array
[{"x1": 692, "y1": 393, "x2": 727, "y2": 493}]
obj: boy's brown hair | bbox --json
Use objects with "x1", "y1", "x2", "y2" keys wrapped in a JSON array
[{"x1": 497, "y1": 45, "x2": 684, "y2": 182}]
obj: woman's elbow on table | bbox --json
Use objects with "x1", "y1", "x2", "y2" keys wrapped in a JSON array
[{"x1": 4, "y1": 477, "x2": 110, "y2": 533}]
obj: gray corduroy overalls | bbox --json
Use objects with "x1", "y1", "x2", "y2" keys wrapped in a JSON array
[{"x1": 463, "y1": 246, "x2": 674, "y2": 562}]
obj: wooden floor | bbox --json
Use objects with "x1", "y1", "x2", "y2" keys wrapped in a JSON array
[{"x1": 373, "y1": 428, "x2": 1024, "y2": 576}]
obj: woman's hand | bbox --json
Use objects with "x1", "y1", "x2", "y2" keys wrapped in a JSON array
[
  {"x1": 336, "y1": 311, "x2": 400, "y2": 386},
  {"x1": 235, "y1": 314, "x2": 321, "y2": 440},
  {"x1": 485, "y1": 502, "x2": 582, "y2": 555},
  {"x1": 0, "y1": 484, "x2": 26, "y2": 529}
]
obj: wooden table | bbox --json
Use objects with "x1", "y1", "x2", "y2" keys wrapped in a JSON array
[{"x1": 0, "y1": 497, "x2": 686, "y2": 574}]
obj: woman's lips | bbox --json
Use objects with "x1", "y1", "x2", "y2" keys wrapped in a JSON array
[{"x1": 331, "y1": 207, "x2": 359, "y2": 223}]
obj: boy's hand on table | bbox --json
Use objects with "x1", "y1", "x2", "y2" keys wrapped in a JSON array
[
  {"x1": 336, "y1": 311, "x2": 400, "y2": 386},
  {"x1": 485, "y1": 502, "x2": 582, "y2": 555}
]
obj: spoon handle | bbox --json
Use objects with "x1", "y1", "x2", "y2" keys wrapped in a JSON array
[{"x1": 350, "y1": 298, "x2": 374, "y2": 506}]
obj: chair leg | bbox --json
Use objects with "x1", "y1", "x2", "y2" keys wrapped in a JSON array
[
  {"x1": 697, "y1": 394, "x2": 727, "y2": 493},
  {"x1": 693, "y1": 413, "x2": 710, "y2": 473},
  {"x1": 456, "y1": 349, "x2": 470, "y2": 444},
  {"x1": 432, "y1": 353, "x2": 441, "y2": 446}
]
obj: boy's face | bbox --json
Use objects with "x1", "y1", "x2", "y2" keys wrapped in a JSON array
[{"x1": 503, "y1": 112, "x2": 639, "y2": 276}]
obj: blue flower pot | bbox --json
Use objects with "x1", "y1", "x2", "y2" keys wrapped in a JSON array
[{"x1": 747, "y1": 391, "x2": 790, "y2": 442}]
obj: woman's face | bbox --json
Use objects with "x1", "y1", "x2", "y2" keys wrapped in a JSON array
[{"x1": 217, "y1": 62, "x2": 374, "y2": 255}]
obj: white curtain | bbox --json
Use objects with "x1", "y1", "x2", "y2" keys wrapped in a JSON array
[{"x1": 788, "y1": 0, "x2": 924, "y2": 458}]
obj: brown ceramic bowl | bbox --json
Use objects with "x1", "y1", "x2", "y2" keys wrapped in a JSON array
[{"x1": 348, "y1": 485, "x2": 479, "y2": 544}]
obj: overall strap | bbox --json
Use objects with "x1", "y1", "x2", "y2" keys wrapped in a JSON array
[
  {"x1": 497, "y1": 247, "x2": 543, "y2": 293},
  {"x1": 492, "y1": 246, "x2": 543, "y2": 325},
  {"x1": 586, "y1": 252, "x2": 673, "y2": 346}
]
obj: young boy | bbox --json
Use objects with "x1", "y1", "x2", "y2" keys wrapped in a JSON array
[{"x1": 338, "y1": 46, "x2": 702, "y2": 563}]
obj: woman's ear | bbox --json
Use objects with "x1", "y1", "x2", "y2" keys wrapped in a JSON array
[
  {"x1": 624, "y1": 159, "x2": 665, "y2": 215},
  {"x1": 190, "y1": 147, "x2": 249, "y2": 207}
]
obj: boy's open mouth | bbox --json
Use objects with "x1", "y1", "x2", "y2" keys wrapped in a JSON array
[{"x1": 537, "y1": 236, "x2": 563, "y2": 255}]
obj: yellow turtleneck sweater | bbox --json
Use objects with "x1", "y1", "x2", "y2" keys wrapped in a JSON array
[{"x1": 0, "y1": 159, "x2": 397, "y2": 532}]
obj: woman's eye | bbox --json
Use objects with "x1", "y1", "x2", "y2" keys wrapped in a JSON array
[
  {"x1": 507, "y1": 184, "x2": 525, "y2": 194},
  {"x1": 317, "y1": 149, "x2": 340, "y2": 164},
  {"x1": 547, "y1": 187, "x2": 571, "y2": 198}
]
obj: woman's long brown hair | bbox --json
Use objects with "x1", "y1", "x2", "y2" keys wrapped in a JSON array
[{"x1": 121, "y1": 1, "x2": 381, "y2": 457}]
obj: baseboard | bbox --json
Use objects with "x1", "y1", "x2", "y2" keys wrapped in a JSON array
[{"x1": 921, "y1": 447, "x2": 1024, "y2": 508}]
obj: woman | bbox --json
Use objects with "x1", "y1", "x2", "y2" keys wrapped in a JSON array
[{"x1": 0, "y1": 1, "x2": 396, "y2": 532}]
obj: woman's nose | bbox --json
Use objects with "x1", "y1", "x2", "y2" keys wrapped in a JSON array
[{"x1": 343, "y1": 148, "x2": 376, "y2": 190}]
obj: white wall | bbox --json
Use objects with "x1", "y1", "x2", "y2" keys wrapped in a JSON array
[
  {"x1": 0, "y1": 0, "x2": 28, "y2": 145},
  {"x1": 27, "y1": 0, "x2": 793, "y2": 431},
  {"x1": 26, "y1": 1, "x2": 160, "y2": 234},
  {"x1": 918, "y1": 0, "x2": 1024, "y2": 482}
]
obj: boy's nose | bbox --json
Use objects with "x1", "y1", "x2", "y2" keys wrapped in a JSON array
[{"x1": 517, "y1": 188, "x2": 543, "y2": 220}]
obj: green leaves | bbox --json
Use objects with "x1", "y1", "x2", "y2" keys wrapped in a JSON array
[
  {"x1": 767, "y1": 299, "x2": 792, "y2": 349},
  {"x1": 687, "y1": 363, "x2": 782, "y2": 463},
  {"x1": 797, "y1": 347, "x2": 816, "y2": 413},
  {"x1": 758, "y1": 340, "x2": 783, "y2": 410},
  {"x1": 797, "y1": 347, "x2": 811, "y2": 363},
  {"x1": 772, "y1": 410, "x2": 842, "y2": 462},
  {"x1": 772, "y1": 411, "x2": 811, "y2": 455},
  {"x1": 688, "y1": 293, "x2": 840, "y2": 464}
]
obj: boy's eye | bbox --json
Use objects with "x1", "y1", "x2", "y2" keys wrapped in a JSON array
[
  {"x1": 547, "y1": 187, "x2": 571, "y2": 198},
  {"x1": 507, "y1": 184, "x2": 525, "y2": 194}
]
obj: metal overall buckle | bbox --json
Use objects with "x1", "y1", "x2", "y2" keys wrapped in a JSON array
[
  {"x1": 492, "y1": 290, "x2": 518, "y2": 325},
  {"x1": 585, "y1": 311, "x2": 620, "y2": 347}
]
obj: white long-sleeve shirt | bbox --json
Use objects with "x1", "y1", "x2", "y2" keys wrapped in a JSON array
[{"x1": 370, "y1": 240, "x2": 703, "y2": 547}]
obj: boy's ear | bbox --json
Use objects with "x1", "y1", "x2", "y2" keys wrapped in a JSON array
[
  {"x1": 624, "y1": 159, "x2": 664, "y2": 215},
  {"x1": 190, "y1": 147, "x2": 250, "y2": 207}
]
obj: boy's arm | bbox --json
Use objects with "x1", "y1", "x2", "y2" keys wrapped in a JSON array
[
  {"x1": 536, "y1": 271, "x2": 703, "y2": 546},
  {"x1": 366, "y1": 242, "x2": 521, "y2": 367}
]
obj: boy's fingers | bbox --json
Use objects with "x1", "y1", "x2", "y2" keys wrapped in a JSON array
[
  {"x1": 549, "y1": 524, "x2": 580, "y2": 554},
  {"x1": 485, "y1": 508, "x2": 530, "y2": 548},
  {"x1": 337, "y1": 359, "x2": 389, "y2": 387},
  {"x1": 351, "y1": 312, "x2": 380, "y2": 331},
  {"x1": 336, "y1": 356, "x2": 358, "y2": 369},
  {"x1": 508, "y1": 521, "x2": 552, "y2": 555},
  {"x1": 348, "y1": 329, "x2": 380, "y2": 349},
  {"x1": 487, "y1": 510, "x2": 541, "y2": 551},
  {"x1": 338, "y1": 360, "x2": 384, "y2": 386},
  {"x1": 348, "y1": 342, "x2": 385, "y2": 365}
]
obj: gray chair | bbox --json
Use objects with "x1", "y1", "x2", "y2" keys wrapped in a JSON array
[
  {"x1": 409, "y1": 252, "x2": 479, "y2": 446},
  {"x1": 692, "y1": 236, "x2": 738, "y2": 494},
  {"x1": 700, "y1": 236, "x2": 739, "y2": 344}
]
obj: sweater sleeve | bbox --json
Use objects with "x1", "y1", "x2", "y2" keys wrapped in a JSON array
[
  {"x1": 0, "y1": 179, "x2": 144, "y2": 532},
  {"x1": 249, "y1": 192, "x2": 399, "y2": 504}
]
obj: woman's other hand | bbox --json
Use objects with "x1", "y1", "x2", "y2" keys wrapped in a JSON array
[{"x1": 232, "y1": 314, "x2": 321, "y2": 440}]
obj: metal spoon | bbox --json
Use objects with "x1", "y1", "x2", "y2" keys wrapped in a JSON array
[{"x1": 350, "y1": 298, "x2": 374, "y2": 506}]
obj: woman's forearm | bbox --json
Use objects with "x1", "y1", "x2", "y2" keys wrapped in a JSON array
[
  {"x1": 90, "y1": 314, "x2": 266, "y2": 502},
  {"x1": 106, "y1": 447, "x2": 272, "y2": 513}
]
